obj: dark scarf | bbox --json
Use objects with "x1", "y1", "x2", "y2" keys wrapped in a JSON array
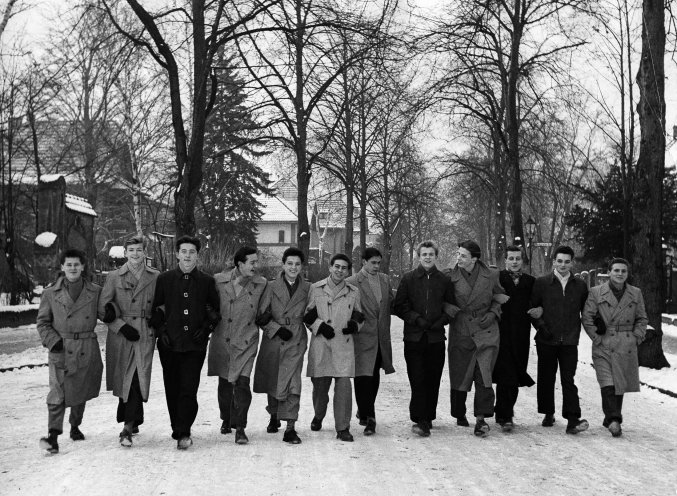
[
  {"x1": 508, "y1": 270, "x2": 522, "y2": 285},
  {"x1": 610, "y1": 281, "x2": 626, "y2": 302},
  {"x1": 64, "y1": 278, "x2": 84, "y2": 303}
]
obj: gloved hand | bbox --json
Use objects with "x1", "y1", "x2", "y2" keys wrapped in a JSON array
[
  {"x1": 120, "y1": 324, "x2": 141, "y2": 342},
  {"x1": 317, "y1": 322, "x2": 335, "y2": 340},
  {"x1": 275, "y1": 327, "x2": 293, "y2": 341},
  {"x1": 431, "y1": 314, "x2": 450, "y2": 330},
  {"x1": 256, "y1": 310, "x2": 273, "y2": 327},
  {"x1": 102, "y1": 302, "x2": 117, "y2": 323},
  {"x1": 156, "y1": 329, "x2": 171, "y2": 348},
  {"x1": 51, "y1": 339, "x2": 64, "y2": 352},
  {"x1": 192, "y1": 326, "x2": 209, "y2": 344},
  {"x1": 415, "y1": 317, "x2": 431, "y2": 330},
  {"x1": 350, "y1": 310, "x2": 365, "y2": 324},
  {"x1": 342, "y1": 320, "x2": 358, "y2": 335},
  {"x1": 148, "y1": 308, "x2": 165, "y2": 329},
  {"x1": 479, "y1": 312, "x2": 496, "y2": 329},
  {"x1": 593, "y1": 313, "x2": 607, "y2": 335},
  {"x1": 303, "y1": 307, "x2": 319, "y2": 326}
]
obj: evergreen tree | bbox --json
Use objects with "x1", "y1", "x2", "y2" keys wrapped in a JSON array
[
  {"x1": 567, "y1": 165, "x2": 677, "y2": 263},
  {"x1": 199, "y1": 50, "x2": 273, "y2": 246}
]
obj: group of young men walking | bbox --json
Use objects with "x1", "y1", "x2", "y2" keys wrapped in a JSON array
[{"x1": 37, "y1": 235, "x2": 645, "y2": 453}]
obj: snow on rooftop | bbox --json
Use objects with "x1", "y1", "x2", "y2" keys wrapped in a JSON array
[
  {"x1": 40, "y1": 174, "x2": 63, "y2": 183},
  {"x1": 259, "y1": 195, "x2": 297, "y2": 222},
  {"x1": 34, "y1": 232, "x2": 57, "y2": 247},
  {"x1": 65, "y1": 193, "x2": 97, "y2": 217},
  {"x1": 109, "y1": 246, "x2": 125, "y2": 259}
]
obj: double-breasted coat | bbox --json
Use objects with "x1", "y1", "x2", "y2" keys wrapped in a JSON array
[
  {"x1": 306, "y1": 278, "x2": 362, "y2": 378},
  {"x1": 345, "y1": 270, "x2": 395, "y2": 376},
  {"x1": 582, "y1": 282, "x2": 648, "y2": 394},
  {"x1": 492, "y1": 270, "x2": 536, "y2": 387},
  {"x1": 99, "y1": 263, "x2": 159, "y2": 402},
  {"x1": 445, "y1": 262, "x2": 505, "y2": 391},
  {"x1": 253, "y1": 274, "x2": 310, "y2": 400},
  {"x1": 37, "y1": 277, "x2": 103, "y2": 406},
  {"x1": 208, "y1": 269, "x2": 267, "y2": 382}
]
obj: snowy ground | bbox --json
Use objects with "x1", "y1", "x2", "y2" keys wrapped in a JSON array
[{"x1": 1, "y1": 319, "x2": 677, "y2": 496}]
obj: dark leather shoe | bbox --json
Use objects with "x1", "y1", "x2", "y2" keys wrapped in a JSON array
[
  {"x1": 608, "y1": 420, "x2": 622, "y2": 437},
  {"x1": 336, "y1": 429, "x2": 354, "y2": 442},
  {"x1": 500, "y1": 418, "x2": 514, "y2": 432},
  {"x1": 411, "y1": 422, "x2": 431, "y2": 437},
  {"x1": 119, "y1": 428, "x2": 133, "y2": 447},
  {"x1": 566, "y1": 419, "x2": 589, "y2": 435},
  {"x1": 542, "y1": 414, "x2": 555, "y2": 427},
  {"x1": 235, "y1": 428, "x2": 249, "y2": 445},
  {"x1": 70, "y1": 426, "x2": 85, "y2": 441},
  {"x1": 283, "y1": 429, "x2": 302, "y2": 444},
  {"x1": 474, "y1": 419, "x2": 490, "y2": 437},
  {"x1": 39, "y1": 432, "x2": 59, "y2": 454},
  {"x1": 364, "y1": 417, "x2": 376, "y2": 436},
  {"x1": 356, "y1": 410, "x2": 367, "y2": 426},
  {"x1": 220, "y1": 421, "x2": 232, "y2": 434},
  {"x1": 267, "y1": 415, "x2": 281, "y2": 433},
  {"x1": 456, "y1": 416, "x2": 470, "y2": 427},
  {"x1": 310, "y1": 417, "x2": 322, "y2": 431}
]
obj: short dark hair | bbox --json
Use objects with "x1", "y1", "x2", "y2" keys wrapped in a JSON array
[
  {"x1": 417, "y1": 240, "x2": 438, "y2": 256},
  {"x1": 60, "y1": 248, "x2": 87, "y2": 265},
  {"x1": 175, "y1": 235, "x2": 201, "y2": 253},
  {"x1": 552, "y1": 245, "x2": 575, "y2": 259},
  {"x1": 234, "y1": 246, "x2": 258, "y2": 266},
  {"x1": 124, "y1": 235, "x2": 146, "y2": 250},
  {"x1": 330, "y1": 253, "x2": 352, "y2": 270},
  {"x1": 282, "y1": 247, "x2": 305, "y2": 264},
  {"x1": 362, "y1": 247, "x2": 382, "y2": 260},
  {"x1": 608, "y1": 257, "x2": 630, "y2": 271},
  {"x1": 505, "y1": 245, "x2": 523, "y2": 256},
  {"x1": 458, "y1": 239, "x2": 481, "y2": 259}
]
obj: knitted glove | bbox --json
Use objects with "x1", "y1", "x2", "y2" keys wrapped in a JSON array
[
  {"x1": 148, "y1": 308, "x2": 165, "y2": 329},
  {"x1": 120, "y1": 324, "x2": 141, "y2": 342},
  {"x1": 51, "y1": 339, "x2": 64, "y2": 352},
  {"x1": 593, "y1": 313, "x2": 607, "y2": 335},
  {"x1": 102, "y1": 302, "x2": 117, "y2": 323},
  {"x1": 317, "y1": 322, "x2": 335, "y2": 340},
  {"x1": 275, "y1": 327, "x2": 293, "y2": 341},
  {"x1": 303, "y1": 307, "x2": 319, "y2": 326},
  {"x1": 256, "y1": 310, "x2": 273, "y2": 327}
]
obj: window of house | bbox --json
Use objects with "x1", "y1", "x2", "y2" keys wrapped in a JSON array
[{"x1": 278, "y1": 230, "x2": 285, "y2": 243}]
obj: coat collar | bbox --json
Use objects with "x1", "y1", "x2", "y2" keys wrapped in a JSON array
[
  {"x1": 272, "y1": 273, "x2": 308, "y2": 308},
  {"x1": 215, "y1": 268, "x2": 266, "y2": 299},
  {"x1": 317, "y1": 277, "x2": 355, "y2": 299},
  {"x1": 414, "y1": 264, "x2": 439, "y2": 278},
  {"x1": 53, "y1": 276, "x2": 98, "y2": 313}
]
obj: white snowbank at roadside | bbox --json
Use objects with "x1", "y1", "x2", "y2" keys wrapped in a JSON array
[{"x1": 0, "y1": 303, "x2": 39, "y2": 312}]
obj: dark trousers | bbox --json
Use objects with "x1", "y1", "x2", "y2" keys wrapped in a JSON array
[
  {"x1": 601, "y1": 386, "x2": 624, "y2": 425},
  {"x1": 449, "y1": 362, "x2": 495, "y2": 418},
  {"x1": 48, "y1": 402, "x2": 85, "y2": 434},
  {"x1": 354, "y1": 348, "x2": 382, "y2": 421},
  {"x1": 218, "y1": 376, "x2": 252, "y2": 428},
  {"x1": 158, "y1": 345, "x2": 206, "y2": 439},
  {"x1": 267, "y1": 394, "x2": 301, "y2": 422},
  {"x1": 404, "y1": 336, "x2": 445, "y2": 424},
  {"x1": 494, "y1": 384, "x2": 519, "y2": 421},
  {"x1": 311, "y1": 376, "x2": 352, "y2": 431},
  {"x1": 536, "y1": 343, "x2": 581, "y2": 420},
  {"x1": 116, "y1": 370, "x2": 144, "y2": 425}
]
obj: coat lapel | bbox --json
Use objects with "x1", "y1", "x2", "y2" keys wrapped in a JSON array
[
  {"x1": 357, "y1": 272, "x2": 377, "y2": 310},
  {"x1": 69, "y1": 282, "x2": 95, "y2": 314},
  {"x1": 132, "y1": 267, "x2": 156, "y2": 298}
]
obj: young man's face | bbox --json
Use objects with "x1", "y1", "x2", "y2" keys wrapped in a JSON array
[
  {"x1": 125, "y1": 243, "x2": 145, "y2": 266},
  {"x1": 609, "y1": 263, "x2": 629, "y2": 285},
  {"x1": 329, "y1": 259, "x2": 350, "y2": 284},
  {"x1": 418, "y1": 247, "x2": 437, "y2": 270},
  {"x1": 362, "y1": 256, "x2": 381, "y2": 275},
  {"x1": 553, "y1": 253, "x2": 573, "y2": 276},
  {"x1": 176, "y1": 243, "x2": 199, "y2": 272},
  {"x1": 283, "y1": 256, "x2": 303, "y2": 281},
  {"x1": 456, "y1": 247, "x2": 476, "y2": 271},
  {"x1": 505, "y1": 250, "x2": 523, "y2": 272},
  {"x1": 238, "y1": 253, "x2": 259, "y2": 277},
  {"x1": 61, "y1": 257, "x2": 84, "y2": 282}
]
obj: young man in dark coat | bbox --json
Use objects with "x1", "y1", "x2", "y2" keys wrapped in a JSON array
[
  {"x1": 149, "y1": 235, "x2": 220, "y2": 450},
  {"x1": 492, "y1": 245, "x2": 536, "y2": 432},
  {"x1": 393, "y1": 240, "x2": 455, "y2": 437},
  {"x1": 530, "y1": 245, "x2": 589, "y2": 434}
]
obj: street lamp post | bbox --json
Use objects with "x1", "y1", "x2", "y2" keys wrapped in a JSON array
[{"x1": 525, "y1": 216, "x2": 537, "y2": 273}]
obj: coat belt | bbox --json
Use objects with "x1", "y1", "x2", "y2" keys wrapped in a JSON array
[
  {"x1": 279, "y1": 317, "x2": 303, "y2": 325},
  {"x1": 121, "y1": 310, "x2": 147, "y2": 318},
  {"x1": 610, "y1": 325, "x2": 634, "y2": 332},
  {"x1": 60, "y1": 331, "x2": 97, "y2": 340}
]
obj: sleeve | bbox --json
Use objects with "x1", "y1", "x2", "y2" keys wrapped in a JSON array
[
  {"x1": 633, "y1": 290, "x2": 649, "y2": 343},
  {"x1": 99, "y1": 272, "x2": 124, "y2": 334},
  {"x1": 529, "y1": 279, "x2": 545, "y2": 328},
  {"x1": 36, "y1": 292, "x2": 60, "y2": 350},
  {"x1": 259, "y1": 284, "x2": 281, "y2": 338},
  {"x1": 488, "y1": 272, "x2": 505, "y2": 319},
  {"x1": 305, "y1": 287, "x2": 328, "y2": 335},
  {"x1": 206, "y1": 276, "x2": 221, "y2": 322},
  {"x1": 392, "y1": 275, "x2": 421, "y2": 324},
  {"x1": 579, "y1": 282, "x2": 589, "y2": 312},
  {"x1": 581, "y1": 290, "x2": 601, "y2": 343},
  {"x1": 353, "y1": 289, "x2": 364, "y2": 332},
  {"x1": 152, "y1": 274, "x2": 166, "y2": 313}
]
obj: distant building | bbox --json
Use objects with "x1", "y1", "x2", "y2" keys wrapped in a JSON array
[{"x1": 255, "y1": 194, "x2": 298, "y2": 263}]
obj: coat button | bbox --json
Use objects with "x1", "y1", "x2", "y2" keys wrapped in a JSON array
[
  {"x1": 132, "y1": 299, "x2": 136, "y2": 303},
  {"x1": 226, "y1": 338, "x2": 230, "y2": 342},
  {"x1": 327, "y1": 320, "x2": 332, "y2": 323},
  {"x1": 184, "y1": 293, "x2": 188, "y2": 297},
  {"x1": 184, "y1": 309, "x2": 189, "y2": 315},
  {"x1": 184, "y1": 326, "x2": 189, "y2": 331},
  {"x1": 228, "y1": 318, "x2": 233, "y2": 323},
  {"x1": 230, "y1": 300, "x2": 234, "y2": 304}
]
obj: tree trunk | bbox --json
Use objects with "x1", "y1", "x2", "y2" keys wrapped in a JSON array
[{"x1": 634, "y1": 0, "x2": 668, "y2": 369}]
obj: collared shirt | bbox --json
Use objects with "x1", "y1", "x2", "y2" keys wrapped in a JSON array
[
  {"x1": 360, "y1": 267, "x2": 382, "y2": 304},
  {"x1": 553, "y1": 269, "x2": 571, "y2": 294},
  {"x1": 508, "y1": 269, "x2": 522, "y2": 285},
  {"x1": 283, "y1": 275, "x2": 300, "y2": 297},
  {"x1": 327, "y1": 276, "x2": 345, "y2": 297}
]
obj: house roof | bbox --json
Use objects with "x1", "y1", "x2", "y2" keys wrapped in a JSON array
[
  {"x1": 65, "y1": 193, "x2": 97, "y2": 217},
  {"x1": 258, "y1": 195, "x2": 297, "y2": 222}
]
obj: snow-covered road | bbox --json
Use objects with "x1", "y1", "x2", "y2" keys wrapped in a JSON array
[{"x1": 1, "y1": 318, "x2": 676, "y2": 496}]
